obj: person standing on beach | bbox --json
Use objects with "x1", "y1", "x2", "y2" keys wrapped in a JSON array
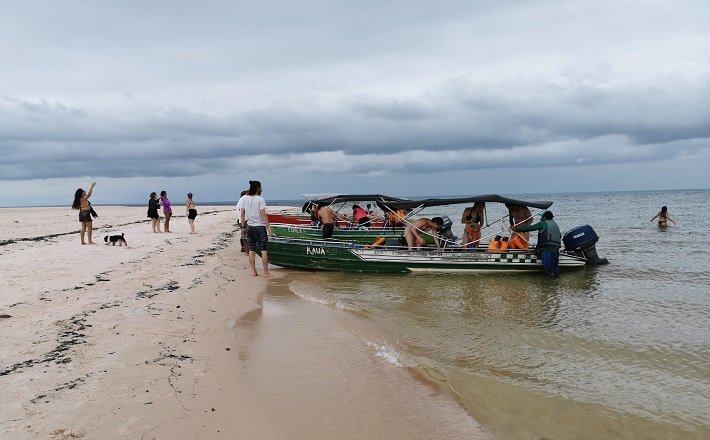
[
  {"x1": 160, "y1": 191, "x2": 172, "y2": 232},
  {"x1": 147, "y1": 192, "x2": 161, "y2": 233},
  {"x1": 240, "y1": 180, "x2": 273, "y2": 277},
  {"x1": 186, "y1": 192, "x2": 197, "y2": 234},
  {"x1": 513, "y1": 210, "x2": 561, "y2": 276},
  {"x1": 236, "y1": 190, "x2": 248, "y2": 254},
  {"x1": 651, "y1": 206, "x2": 676, "y2": 228},
  {"x1": 72, "y1": 182, "x2": 96, "y2": 245}
]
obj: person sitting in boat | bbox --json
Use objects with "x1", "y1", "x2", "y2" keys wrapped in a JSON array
[
  {"x1": 404, "y1": 217, "x2": 442, "y2": 250},
  {"x1": 317, "y1": 203, "x2": 338, "y2": 238},
  {"x1": 651, "y1": 206, "x2": 676, "y2": 228},
  {"x1": 513, "y1": 211, "x2": 561, "y2": 276},
  {"x1": 506, "y1": 203, "x2": 533, "y2": 249},
  {"x1": 352, "y1": 204, "x2": 370, "y2": 228}
]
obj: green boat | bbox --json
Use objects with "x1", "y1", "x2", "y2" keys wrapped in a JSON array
[
  {"x1": 264, "y1": 237, "x2": 588, "y2": 273},
  {"x1": 262, "y1": 194, "x2": 607, "y2": 273}
]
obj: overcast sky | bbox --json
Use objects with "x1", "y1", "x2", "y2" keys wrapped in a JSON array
[{"x1": 1, "y1": 0, "x2": 709, "y2": 206}]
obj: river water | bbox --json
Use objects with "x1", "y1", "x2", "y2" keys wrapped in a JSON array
[{"x1": 242, "y1": 190, "x2": 710, "y2": 439}]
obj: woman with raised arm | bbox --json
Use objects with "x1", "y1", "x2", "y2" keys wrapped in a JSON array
[{"x1": 72, "y1": 182, "x2": 96, "y2": 245}]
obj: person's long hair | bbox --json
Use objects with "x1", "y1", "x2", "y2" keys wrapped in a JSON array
[
  {"x1": 72, "y1": 188, "x2": 83, "y2": 210},
  {"x1": 247, "y1": 180, "x2": 261, "y2": 196}
]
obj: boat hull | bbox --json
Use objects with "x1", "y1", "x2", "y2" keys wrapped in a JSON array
[
  {"x1": 267, "y1": 213, "x2": 312, "y2": 225},
  {"x1": 264, "y1": 238, "x2": 587, "y2": 273},
  {"x1": 271, "y1": 224, "x2": 418, "y2": 245}
]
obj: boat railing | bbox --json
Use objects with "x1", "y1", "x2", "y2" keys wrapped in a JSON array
[{"x1": 271, "y1": 236, "x2": 539, "y2": 255}]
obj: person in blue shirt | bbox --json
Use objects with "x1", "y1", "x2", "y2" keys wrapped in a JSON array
[{"x1": 513, "y1": 211, "x2": 562, "y2": 276}]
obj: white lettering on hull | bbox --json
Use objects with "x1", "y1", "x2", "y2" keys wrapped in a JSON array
[{"x1": 306, "y1": 246, "x2": 326, "y2": 256}]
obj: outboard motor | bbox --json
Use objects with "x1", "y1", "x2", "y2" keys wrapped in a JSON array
[
  {"x1": 562, "y1": 225, "x2": 609, "y2": 265},
  {"x1": 435, "y1": 215, "x2": 458, "y2": 247}
]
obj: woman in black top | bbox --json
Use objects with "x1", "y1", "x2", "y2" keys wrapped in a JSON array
[{"x1": 147, "y1": 192, "x2": 161, "y2": 233}]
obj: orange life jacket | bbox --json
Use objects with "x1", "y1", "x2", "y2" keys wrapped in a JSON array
[
  {"x1": 386, "y1": 210, "x2": 406, "y2": 227},
  {"x1": 509, "y1": 234, "x2": 528, "y2": 249},
  {"x1": 488, "y1": 238, "x2": 501, "y2": 253}
]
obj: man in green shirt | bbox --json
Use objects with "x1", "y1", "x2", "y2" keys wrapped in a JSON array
[{"x1": 514, "y1": 211, "x2": 561, "y2": 276}]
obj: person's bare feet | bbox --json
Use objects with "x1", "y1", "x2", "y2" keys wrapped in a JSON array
[
  {"x1": 263, "y1": 272, "x2": 272, "y2": 278},
  {"x1": 87, "y1": 241, "x2": 96, "y2": 245},
  {"x1": 251, "y1": 272, "x2": 259, "y2": 276}
]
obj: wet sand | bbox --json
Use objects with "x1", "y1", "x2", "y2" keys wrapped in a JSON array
[{"x1": 0, "y1": 206, "x2": 488, "y2": 439}]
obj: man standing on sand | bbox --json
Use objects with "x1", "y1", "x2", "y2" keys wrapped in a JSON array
[{"x1": 240, "y1": 181, "x2": 272, "y2": 277}]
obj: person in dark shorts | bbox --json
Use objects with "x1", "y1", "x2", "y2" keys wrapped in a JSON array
[
  {"x1": 186, "y1": 192, "x2": 197, "y2": 234},
  {"x1": 240, "y1": 180, "x2": 273, "y2": 277},
  {"x1": 317, "y1": 203, "x2": 338, "y2": 238},
  {"x1": 147, "y1": 192, "x2": 161, "y2": 233},
  {"x1": 72, "y1": 182, "x2": 97, "y2": 245},
  {"x1": 236, "y1": 190, "x2": 248, "y2": 254}
]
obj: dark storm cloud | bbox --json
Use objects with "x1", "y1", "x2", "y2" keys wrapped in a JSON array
[
  {"x1": 3, "y1": 70, "x2": 709, "y2": 180},
  {"x1": 1, "y1": 1, "x2": 709, "y2": 184}
]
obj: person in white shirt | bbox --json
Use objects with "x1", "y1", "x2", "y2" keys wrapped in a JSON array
[{"x1": 240, "y1": 180, "x2": 273, "y2": 277}]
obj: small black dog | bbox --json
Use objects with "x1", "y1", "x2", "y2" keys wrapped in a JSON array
[{"x1": 104, "y1": 233, "x2": 127, "y2": 246}]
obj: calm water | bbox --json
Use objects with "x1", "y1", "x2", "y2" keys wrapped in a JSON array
[{"x1": 257, "y1": 190, "x2": 710, "y2": 439}]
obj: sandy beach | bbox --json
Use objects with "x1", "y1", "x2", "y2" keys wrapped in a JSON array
[
  {"x1": 1, "y1": 206, "x2": 485, "y2": 440},
  {"x1": 1, "y1": 206, "x2": 289, "y2": 438}
]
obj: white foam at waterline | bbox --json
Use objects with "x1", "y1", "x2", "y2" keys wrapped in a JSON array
[
  {"x1": 290, "y1": 290, "x2": 334, "y2": 306},
  {"x1": 335, "y1": 299, "x2": 363, "y2": 313},
  {"x1": 288, "y1": 282, "x2": 365, "y2": 313},
  {"x1": 364, "y1": 339, "x2": 417, "y2": 368}
]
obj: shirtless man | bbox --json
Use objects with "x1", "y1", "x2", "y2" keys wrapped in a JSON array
[
  {"x1": 404, "y1": 217, "x2": 442, "y2": 250},
  {"x1": 317, "y1": 204, "x2": 338, "y2": 238},
  {"x1": 506, "y1": 203, "x2": 533, "y2": 248}
]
